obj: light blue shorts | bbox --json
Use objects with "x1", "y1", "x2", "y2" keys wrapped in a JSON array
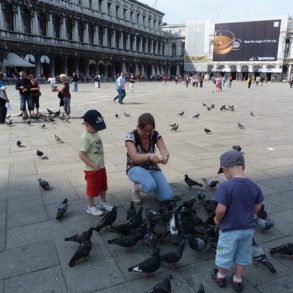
[{"x1": 215, "y1": 228, "x2": 254, "y2": 269}]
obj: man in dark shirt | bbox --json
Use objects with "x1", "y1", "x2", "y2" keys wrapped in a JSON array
[
  {"x1": 211, "y1": 150, "x2": 264, "y2": 292},
  {"x1": 15, "y1": 71, "x2": 32, "y2": 118}
]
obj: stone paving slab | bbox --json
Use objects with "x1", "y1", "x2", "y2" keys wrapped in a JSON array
[
  {"x1": 0, "y1": 241, "x2": 59, "y2": 280},
  {"x1": 0, "y1": 201, "x2": 6, "y2": 252},
  {"x1": 3, "y1": 266, "x2": 67, "y2": 293}
]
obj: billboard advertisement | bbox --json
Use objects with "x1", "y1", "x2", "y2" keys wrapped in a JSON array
[{"x1": 213, "y1": 20, "x2": 281, "y2": 62}]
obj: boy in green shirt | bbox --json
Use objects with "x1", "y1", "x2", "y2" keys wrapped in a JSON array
[{"x1": 79, "y1": 110, "x2": 113, "y2": 216}]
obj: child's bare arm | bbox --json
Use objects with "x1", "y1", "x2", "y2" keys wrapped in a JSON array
[
  {"x1": 79, "y1": 151, "x2": 98, "y2": 170},
  {"x1": 214, "y1": 203, "x2": 227, "y2": 225},
  {"x1": 255, "y1": 203, "x2": 262, "y2": 215}
]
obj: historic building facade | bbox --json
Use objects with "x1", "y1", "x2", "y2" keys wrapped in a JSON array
[{"x1": 0, "y1": 0, "x2": 184, "y2": 78}]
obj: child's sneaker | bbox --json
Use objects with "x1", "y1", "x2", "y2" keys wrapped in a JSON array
[
  {"x1": 86, "y1": 206, "x2": 104, "y2": 216},
  {"x1": 99, "y1": 201, "x2": 113, "y2": 212},
  {"x1": 131, "y1": 189, "x2": 142, "y2": 205},
  {"x1": 231, "y1": 275, "x2": 243, "y2": 292},
  {"x1": 211, "y1": 268, "x2": 227, "y2": 288}
]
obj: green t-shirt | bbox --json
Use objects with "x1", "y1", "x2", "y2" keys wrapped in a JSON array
[{"x1": 80, "y1": 131, "x2": 105, "y2": 171}]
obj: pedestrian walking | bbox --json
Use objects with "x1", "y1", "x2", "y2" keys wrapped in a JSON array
[
  {"x1": 113, "y1": 72, "x2": 126, "y2": 104},
  {"x1": 0, "y1": 72, "x2": 9, "y2": 124},
  {"x1": 199, "y1": 73, "x2": 204, "y2": 88},
  {"x1": 94, "y1": 74, "x2": 101, "y2": 88},
  {"x1": 29, "y1": 74, "x2": 41, "y2": 118},
  {"x1": 129, "y1": 73, "x2": 135, "y2": 92},
  {"x1": 48, "y1": 74, "x2": 57, "y2": 90},
  {"x1": 72, "y1": 73, "x2": 79, "y2": 92}
]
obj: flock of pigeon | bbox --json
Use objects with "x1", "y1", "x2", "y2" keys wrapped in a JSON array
[{"x1": 166, "y1": 102, "x2": 254, "y2": 133}]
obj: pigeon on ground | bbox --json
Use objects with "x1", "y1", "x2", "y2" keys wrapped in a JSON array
[
  {"x1": 115, "y1": 113, "x2": 119, "y2": 118},
  {"x1": 7, "y1": 119, "x2": 12, "y2": 126},
  {"x1": 38, "y1": 178, "x2": 50, "y2": 190},
  {"x1": 27, "y1": 120, "x2": 31, "y2": 125},
  {"x1": 210, "y1": 104, "x2": 215, "y2": 109},
  {"x1": 128, "y1": 248, "x2": 161, "y2": 275},
  {"x1": 64, "y1": 227, "x2": 94, "y2": 243},
  {"x1": 169, "y1": 123, "x2": 177, "y2": 127},
  {"x1": 170, "y1": 124, "x2": 178, "y2": 131},
  {"x1": 36, "y1": 150, "x2": 44, "y2": 158},
  {"x1": 184, "y1": 175, "x2": 203, "y2": 188},
  {"x1": 220, "y1": 105, "x2": 226, "y2": 111},
  {"x1": 127, "y1": 201, "x2": 137, "y2": 222},
  {"x1": 270, "y1": 243, "x2": 293, "y2": 256},
  {"x1": 250, "y1": 111, "x2": 255, "y2": 117},
  {"x1": 207, "y1": 107, "x2": 211, "y2": 111},
  {"x1": 146, "y1": 274, "x2": 173, "y2": 293},
  {"x1": 252, "y1": 238, "x2": 276, "y2": 273},
  {"x1": 202, "y1": 178, "x2": 219, "y2": 188},
  {"x1": 196, "y1": 191, "x2": 206, "y2": 200},
  {"x1": 16, "y1": 140, "x2": 22, "y2": 147},
  {"x1": 47, "y1": 108, "x2": 54, "y2": 115},
  {"x1": 192, "y1": 113, "x2": 200, "y2": 118},
  {"x1": 53, "y1": 110, "x2": 60, "y2": 117},
  {"x1": 237, "y1": 122, "x2": 245, "y2": 129},
  {"x1": 56, "y1": 198, "x2": 68, "y2": 221},
  {"x1": 188, "y1": 236, "x2": 208, "y2": 252},
  {"x1": 107, "y1": 230, "x2": 143, "y2": 250},
  {"x1": 204, "y1": 128, "x2": 212, "y2": 134},
  {"x1": 255, "y1": 218, "x2": 274, "y2": 232},
  {"x1": 94, "y1": 207, "x2": 118, "y2": 232},
  {"x1": 124, "y1": 112, "x2": 131, "y2": 117},
  {"x1": 54, "y1": 134, "x2": 64, "y2": 143},
  {"x1": 128, "y1": 206, "x2": 143, "y2": 228},
  {"x1": 68, "y1": 239, "x2": 92, "y2": 267},
  {"x1": 6, "y1": 115, "x2": 11, "y2": 119},
  {"x1": 257, "y1": 204, "x2": 267, "y2": 220},
  {"x1": 160, "y1": 239, "x2": 186, "y2": 264},
  {"x1": 232, "y1": 145, "x2": 242, "y2": 152},
  {"x1": 177, "y1": 111, "x2": 184, "y2": 116},
  {"x1": 229, "y1": 105, "x2": 235, "y2": 111},
  {"x1": 41, "y1": 123, "x2": 45, "y2": 128},
  {"x1": 202, "y1": 102, "x2": 207, "y2": 107}
]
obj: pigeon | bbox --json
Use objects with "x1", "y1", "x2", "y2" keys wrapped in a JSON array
[
  {"x1": 53, "y1": 110, "x2": 60, "y2": 117},
  {"x1": 270, "y1": 243, "x2": 293, "y2": 256},
  {"x1": 188, "y1": 236, "x2": 208, "y2": 252},
  {"x1": 255, "y1": 218, "x2": 274, "y2": 232},
  {"x1": 237, "y1": 122, "x2": 245, "y2": 129},
  {"x1": 202, "y1": 178, "x2": 219, "y2": 188},
  {"x1": 27, "y1": 120, "x2": 31, "y2": 125},
  {"x1": 107, "y1": 231, "x2": 143, "y2": 250},
  {"x1": 7, "y1": 119, "x2": 12, "y2": 126},
  {"x1": 54, "y1": 134, "x2": 64, "y2": 143},
  {"x1": 56, "y1": 198, "x2": 68, "y2": 221},
  {"x1": 177, "y1": 111, "x2": 184, "y2": 116},
  {"x1": 68, "y1": 239, "x2": 92, "y2": 267},
  {"x1": 38, "y1": 178, "x2": 50, "y2": 190},
  {"x1": 184, "y1": 175, "x2": 203, "y2": 188},
  {"x1": 170, "y1": 124, "x2": 178, "y2": 131},
  {"x1": 128, "y1": 206, "x2": 143, "y2": 229},
  {"x1": 160, "y1": 239, "x2": 186, "y2": 264},
  {"x1": 36, "y1": 150, "x2": 44, "y2": 158},
  {"x1": 250, "y1": 111, "x2": 255, "y2": 117},
  {"x1": 202, "y1": 102, "x2": 207, "y2": 107},
  {"x1": 257, "y1": 204, "x2": 267, "y2": 220},
  {"x1": 181, "y1": 197, "x2": 197, "y2": 210},
  {"x1": 204, "y1": 128, "x2": 212, "y2": 134},
  {"x1": 210, "y1": 104, "x2": 215, "y2": 109},
  {"x1": 220, "y1": 105, "x2": 226, "y2": 111},
  {"x1": 128, "y1": 248, "x2": 161, "y2": 275},
  {"x1": 124, "y1": 112, "x2": 131, "y2": 117},
  {"x1": 41, "y1": 123, "x2": 45, "y2": 128},
  {"x1": 252, "y1": 238, "x2": 276, "y2": 273},
  {"x1": 16, "y1": 140, "x2": 22, "y2": 147},
  {"x1": 64, "y1": 227, "x2": 94, "y2": 243},
  {"x1": 207, "y1": 107, "x2": 211, "y2": 111},
  {"x1": 47, "y1": 108, "x2": 54, "y2": 114},
  {"x1": 6, "y1": 115, "x2": 11, "y2": 119},
  {"x1": 196, "y1": 191, "x2": 206, "y2": 200},
  {"x1": 146, "y1": 274, "x2": 173, "y2": 293},
  {"x1": 126, "y1": 201, "x2": 137, "y2": 222},
  {"x1": 229, "y1": 105, "x2": 235, "y2": 111},
  {"x1": 49, "y1": 117, "x2": 55, "y2": 122},
  {"x1": 169, "y1": 123, "x2": 177, "y2": 127},
  {"x1": 94, "y1": 207, "x2": 118, "y2": 232},
  {"x1": 197, "y1": 283, "x2": 205, "y2": 293},
  {"x1": 232, "y1": 145, "x2": 242, "y2": 152},
  {"x1": 192, "y1": 113, "x2": 200, "y2": 118},
  {"x1": 115, "y1": 113, "x2": 119, "y2": 118}
]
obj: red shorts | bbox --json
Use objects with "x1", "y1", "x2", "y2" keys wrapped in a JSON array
[{"x1": 84, "y1": 168, "x2": 108, "y2": 197}]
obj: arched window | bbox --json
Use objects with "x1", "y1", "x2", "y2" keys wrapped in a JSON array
[
  {"x1": 3, "y1": 4, "x2": 14, "y2": 31},
  {"x1": 172, "y1": 43, "x2": 177, "y2": 56}
]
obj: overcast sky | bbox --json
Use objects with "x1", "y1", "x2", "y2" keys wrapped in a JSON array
[{"x1": 140, "y1": 0, "x2": 293, "y2": 24}]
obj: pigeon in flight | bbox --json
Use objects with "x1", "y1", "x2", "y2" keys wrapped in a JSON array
[
  {"x1": 204, "y1": 128, "x2": 212, "y2": 134},
  {"x1": 56, "y1": 199, "x2": 68, "y2": 221},
  {"x1": 184, "y1": 175, "x2": 203, "y2": 188},
  {"x1": 54, "y1": 135, "x2": 64, "y2": 144},
  {"x1": 146, "y1": 274, "x2": 173, "y2": 293},
  {"x1": 38, "y1": 178, "x2": 50, "y2": 191},
  {"x1": 68, "y1": 240, "x2": 92, "y2": 267},
  {"x1": 192, "y1": 113, "x2": 200, "y2": 118},
  {"x1": 65, "y1": 227, "x2": 94, "y2": 243},
  {"x1": 177, "y1": 111, "x2": 184, "y2": 116},
  {"x1": 170, "y1": 124, "x2": 178, "y2": 131}
]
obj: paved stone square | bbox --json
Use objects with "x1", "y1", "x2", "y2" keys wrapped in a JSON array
[{"x1": 0, "y1": 80, "x2": 293, "y2": 293}]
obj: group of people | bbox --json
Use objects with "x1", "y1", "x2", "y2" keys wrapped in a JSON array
[{"x1": 79, "y1": 108, "x2": 264, "y2": 292}]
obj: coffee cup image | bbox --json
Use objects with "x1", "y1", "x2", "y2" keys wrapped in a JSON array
[{"x1": 213, "y1": 30, "x2": 242, "y2": 55}]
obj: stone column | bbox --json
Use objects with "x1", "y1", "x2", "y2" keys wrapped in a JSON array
[
  {"x1": 126, "y1": 33, "x2": 130, "y2": 50},
  {"x1": 15, "y1": 6, "x2": 23, "y2": 32},
  {"x1": 64, "y1": 57, "x2": 68, "y2": 74},
  {"x1": 48, "y1": 14, "x2": 54, "y2": 38},
  {"x1": 119, "y1": 31, "x2": 123, "y2": 49},
  {"x1": 139, "y1": 37, "x2": 143, "y2": 52},
  {"x1": 35, "y1": 55, "x2": 40, "y2": 75},
  {"x1": 101, "y1": 0, "x2": 107, "y2": 14},
  {"x1": 111, "y1": 30, "x2": 116, "y2": 48},
  {"x1": 145, "y1": 38, "x2": 148, "y2": 53},
  {"x1": 155, "y1": 40, "x2": 158, "y2": 55},
  {"x1": 61, "y1": 17, "x2": 66, "y2": 39},
  {"x1": 32, "y1": 10, "x2": 40, "y2": 35},
  {"x1": 102, "y1": 27, "x2": 108, "y2": 46},
  {"x1": 84, "y1": 23, "x2": 89, "y2": 43},
  {"x1": 94, "y1": 25, "x2": 99, "y2": 45},
  {"x1": 0, "y1": 4, "x2": 4, "y2": 29},
  {"x1": 73, "y1": 20, "x2": 79, "y2": 41},
  {"x1": 150, "y1": 39, "x2": 153, "y2": 54},
  {"x1": 50, "y1": 54, "x2": 55, "y2": 75},
  {"x1": 133, "y1": 35, "x2": 137, "y2": 51},
  {"x1": 176, "y1": 65, "x2": 180, "y2": 76},
  {"x1": 287, "y1": 64, "x2": 292, "y2": 81}
]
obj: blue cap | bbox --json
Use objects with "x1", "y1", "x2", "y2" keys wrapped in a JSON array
[{"x1": 218, "y1": 150, "x2": 245, "y2": 174}]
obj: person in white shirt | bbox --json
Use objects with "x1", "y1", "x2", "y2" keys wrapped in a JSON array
[
  {"x1": 48, "y1": 74, "x2": 56, "y2": 90},
  {"x1": 113, "y1": 72, "x2": 126, "y2": 104}
]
